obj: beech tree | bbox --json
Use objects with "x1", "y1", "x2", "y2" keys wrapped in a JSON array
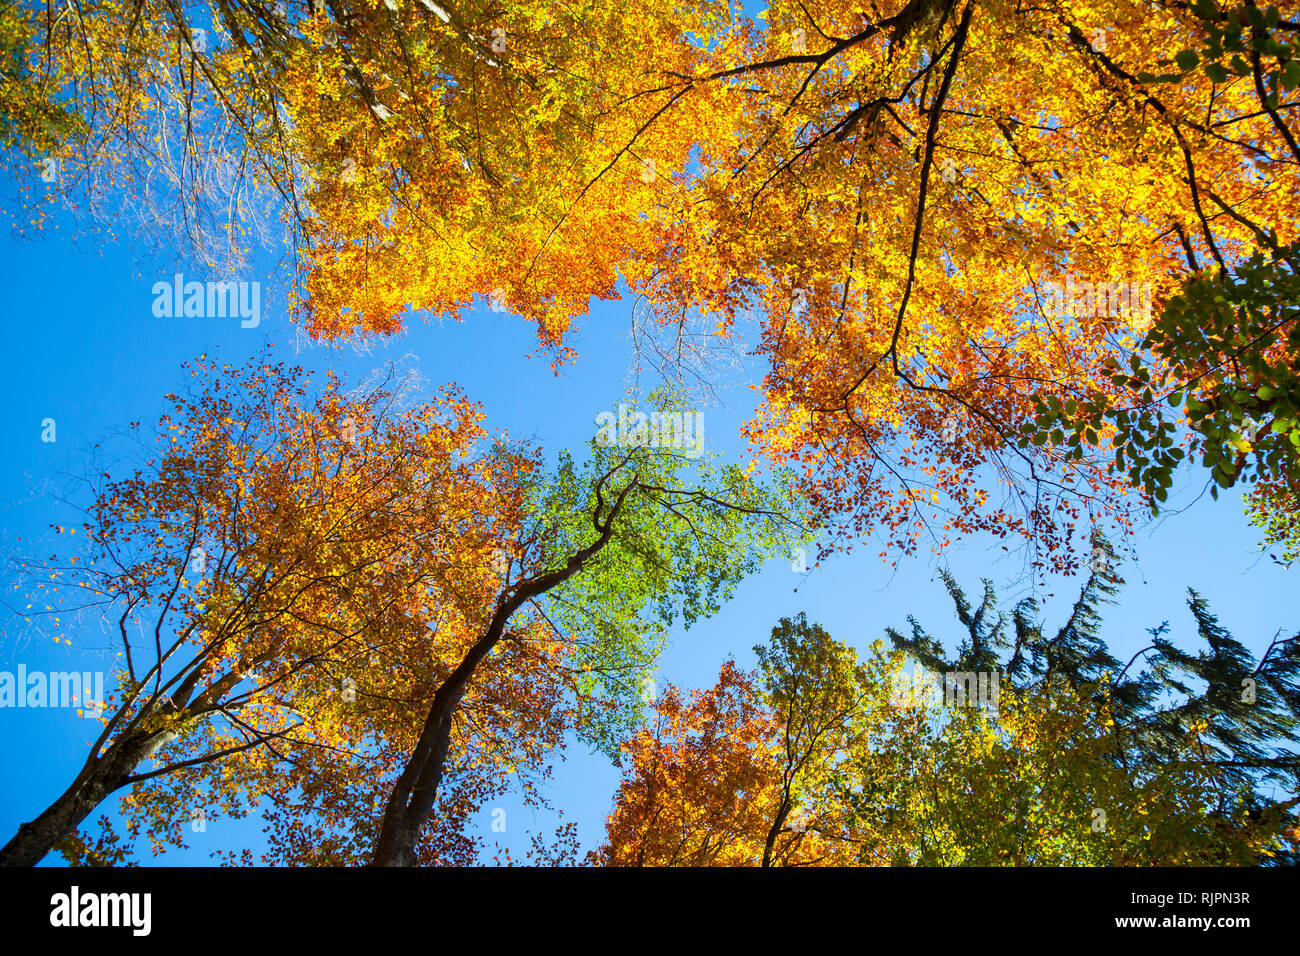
[
  {"x1": 18, "y1": 0, "x2": 1299, "y2": 565},
  {"x1": 367, "y1": 410, "x2": 794, "y2": 866},
  {"x1": 1, "y1": 352, "x2": 538, "y2": 865},
  {"x1": 0, "y1": 351, "x2": 794, "y2": 865},
  {"x1": 593, "y1": 615, "x2": 924, "y2": 866}
]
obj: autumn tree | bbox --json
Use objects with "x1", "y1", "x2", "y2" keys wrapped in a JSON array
[
  {"x1": 1019, "y1": 3, "x2": 1300, "y2": 562},
  {"x1": 81, "y1": 387, "x2": 797, "y2": 867},
  {"x1": 17, "y1": 1, "x2": 1300, "y2": 566},
  {"x1": 651, "y1": 0, "x2": 1300, "y2": 568},
  {"x1": 4, "y1": 0, "x2": 1297, "y2": 869},
  {"x1": 594, "y1": 614, "x2": 927, "y2": 866},
  {"x1": 367, "y1": 402, "x2": 795, "y2": 865},
  {"x1": 0, "y1": 0, "x2": 84, "y2": 151},
  {"x1": 0, "y1": 356, "x2": 795, "y2": 869},
  {"x1": 591, "y1": 662, "x2": 787, "y2": 866},
  {"x1": 0, "y1": 351, "x2": 541, "y2": 866},
  {"x1": 1030, "y1": 239, "x2": 1300, "y2": 562},
  {"x1": 8, "y1": 0, "x2": 721, "y2": 340},
  {"x1": 109, "y1": 601, "x2": 582, "y2": 866}
]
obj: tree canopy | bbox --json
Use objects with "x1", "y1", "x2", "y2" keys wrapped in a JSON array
[
  {"x1": 596, "y1": 567, "x2": 1300, "y2": 865},
  {"x1": 1, "y1": 0, "x2": 1297, "y2": 869}
]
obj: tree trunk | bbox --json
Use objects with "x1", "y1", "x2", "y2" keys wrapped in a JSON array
[
  {"x1": 761, "y1": 796, "x2": 792, "y2": 868},
  {"x1": 369, "y1": 480, "x2": 635, "y2": 865},
  {"x1": 0, "y1": 729, "x2": 176, "y2": 867},
  {"x1": 370, "y1": 698, "x2": 460, "y2": 867},
  {"x1": 369, "y1": 622, "x2": 500, "y2": 866},
  {"x1": 1, "y1": 770, "x2": 123, "y2": 867}
]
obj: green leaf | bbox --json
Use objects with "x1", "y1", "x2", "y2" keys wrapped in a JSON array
[
  {"x1": 1175, "y1": 49, "x2": 1200, "y2": 71},
  {"x1": 1282, "y1": 59, "x2": 1300, "y2": 91}
]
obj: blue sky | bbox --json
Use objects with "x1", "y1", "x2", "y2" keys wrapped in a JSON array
[{"x1": 0, "y1": 166, "x2": 1295, "y2": 865}]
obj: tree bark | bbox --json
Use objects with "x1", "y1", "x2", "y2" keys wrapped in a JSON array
[
  {"x1": 0, "y1": 729, "x2": 176, "y2": 867},
  {"x1": 369, "y1": 478, "x2": 636, "y2": 866}
]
